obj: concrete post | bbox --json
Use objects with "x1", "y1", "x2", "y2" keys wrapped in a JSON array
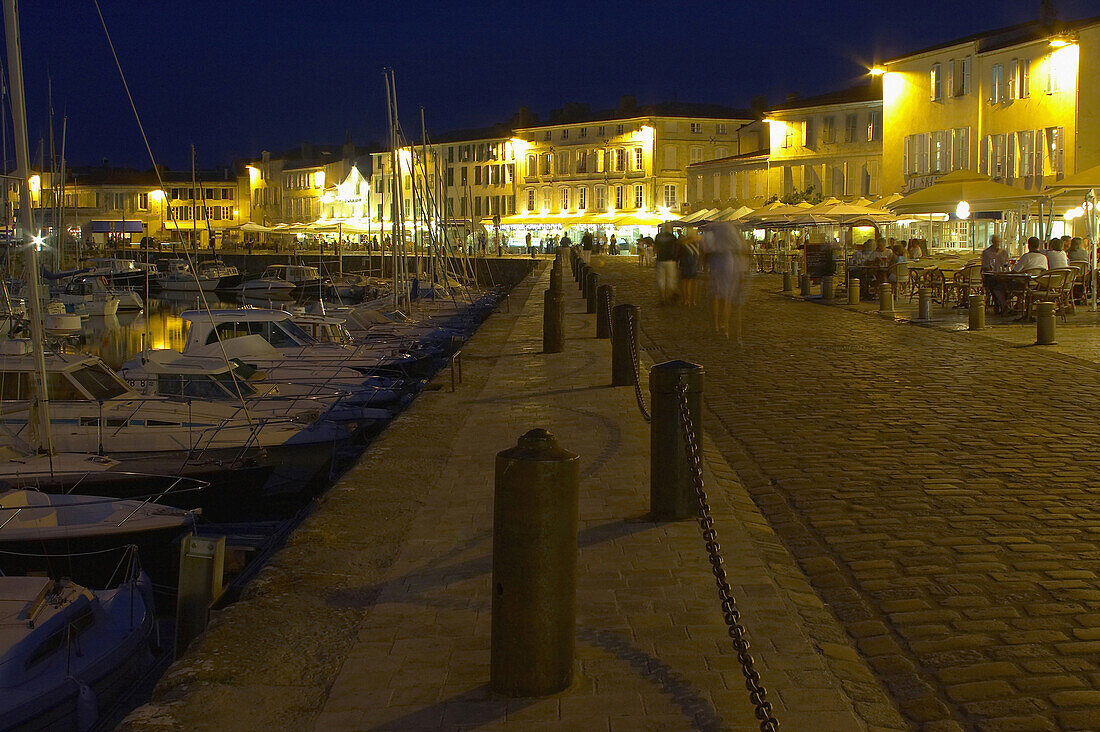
[
  {"x1": 918, "y1": 287, "x2": 933, "y2": 320},
  {"x1": 611, "y1": 303, "x2": 638, "y2": 387},
  {"x1": 649, "y1": 361, "x2": 704, "y2": 521},
  {"x1": 878, "y1": 282, "x2": 894, "y2": 313},
  {"x1": 800, "y1": 273, "x2": 811, "y2": 297},
  {"x1": 571, "y1": 255, "x2": 579, "y2": 281},
  {"x1": 578, "y1": 264, "x2": 589, "y2": 292},
  {"x1": 848, "y1": 278, "x2": 860, "y2": 305},
  {"x1": 491, "y1": 428, "x2": 579, "y2": 697},
  {"x1": 596, "y1": 284, "x2": 614, "y2": 339},
  {"x1": 782, "y1": 271, "x2": 792, "y2": 293},
  {"x1": 968, "y1": 293, "x2": 984, "y2": 331},
  {"x1": 1036, "y1": 301, "x2": 1056, "y2": 344},
  {"x1": 821, "y1": 275, "x2": 834, "y2": 302},
  {"x1": 543, "y1": 288, "x2": 564, "y2": 353},
  {"x1": 549, "y1": 262, "x2": 563, "y2": 294},
  {"x1": 175, "y1": 534, "x2": 225, "y2": 658},
  {"x1": 585, "y1": 271, "x2": 600, "y2": 314}
]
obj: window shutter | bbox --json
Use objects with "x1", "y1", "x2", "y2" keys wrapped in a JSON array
[
  {"x1": 903, "y1": 135, "x2": 910, "y2": 175},
  {"x1": 1035, "y1": 129, "x2": 1045, "y2": 178},
  {"x1": 963, "y1": 56, "x2": 972, "y2": 95},
  {"x1": 1055, "y1": 127, "x2": 1065, "y2": 176},
  {"x1": 1021, "y1": 59, "x2": 1030, "y2": 97},
  {"x1": 980, "y1": 136, "x2": 989, "y2": 175},
  {"x1": 1008, "y1": 60, "x2": 1017, "y2": 100},
  {"x1": 930, "y1": 67, "x2": 937, "y2": 101},
  {"x1": 1006, "y1": 132, "x2": 1016, "y2": 180},
  {"x1": 962, "y1": 128, "x2": 970, "y2": 170},
  {"x1": 946, "y1": 60, "x2": 954, "y2": 97}
]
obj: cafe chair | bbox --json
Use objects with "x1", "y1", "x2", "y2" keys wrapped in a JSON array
[{"x1": 1025, "y1": 270, "x2": 1070, "y2": 322}]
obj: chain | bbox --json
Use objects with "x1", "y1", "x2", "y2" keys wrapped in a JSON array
[
  {"x1": 674, "y1": 379, "x2": 779, "y2": 732},
  {"x1": 626, "y1": 310, "x2": 651, "y2": 423}
]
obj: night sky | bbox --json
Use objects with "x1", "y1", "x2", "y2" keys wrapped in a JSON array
[{"x1": 4, "y1": 0, "x2": 1097, "y2": 170}]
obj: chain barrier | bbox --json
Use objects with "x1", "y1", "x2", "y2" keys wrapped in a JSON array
[
  {"x1": 625, "y1": 309, "x2": 651, "y2": 423},
  {"x1": 674, "y1": 379, "x2": 779, "y2": 732}
]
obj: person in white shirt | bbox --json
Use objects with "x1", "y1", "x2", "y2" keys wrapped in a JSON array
[
  {"x1": 1044, "y1": 238, "x2": 1069, "y2": 270},
  {"x1": 1014, "y1": 237, "x2": 1049, "y2": 272}
]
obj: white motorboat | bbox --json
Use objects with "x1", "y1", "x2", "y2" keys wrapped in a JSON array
[
  {"x1": 84, "y1": 257, "x2": 151, "y2": 289},
  {"x1": 59, "y1": 275, "x2": 120, "y2": 316},
  {"x1": 155, "y1": 259, "x2": 220, "y2": 292},
  {"x1": 0, "y1": 573, "x2": 158, "y2": 732},
  {"x1": 196, "y1": 259, "x2": 242, "y2": 289},
  {"x1": 42, "y1": 302, "x2": 82, "y2": 335},
  {"x1": 238, "y1": 264, "x2": 320, "y2": 295}
]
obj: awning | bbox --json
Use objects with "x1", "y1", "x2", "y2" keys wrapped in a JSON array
[
  {"x1": 1043, "y1": 164, "x2": 1100, "y2": 196},
  {"x1": 889, "y1": 169, "x2": 1036, "y2": 215},
  {"x1": 490, "y1": 212, "x2": 664, "y2": 228},
  {"x1": 91, "y1": 220, "x2": 144, "y2": 234}
]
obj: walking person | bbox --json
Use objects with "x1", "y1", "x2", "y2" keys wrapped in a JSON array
[
  {"x1": 653, "y1": 225, "x2": 679, "y2": 304},
  {"x1": 678, "y1": 232, "x2": 701, "y2": 306},
  {"x1": 703, "y1": 222, "x2": 752, "y2": 343}
]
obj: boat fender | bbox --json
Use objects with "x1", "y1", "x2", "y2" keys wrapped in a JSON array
[{"x1": 74, "y1": 679, "x2": 98, "y2": 731}]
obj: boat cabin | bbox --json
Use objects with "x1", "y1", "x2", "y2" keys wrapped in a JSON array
[
  {"x1": 0, "y1": 351, "x2": 134, "y2": 402},
  {"x1": 181, "y1": 309, "x2": 317, "y2": 351},
  {"x1": 260, "y1": 265, "x2": 321, "y2": 284}
]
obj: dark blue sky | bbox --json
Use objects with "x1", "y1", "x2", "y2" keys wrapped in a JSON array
[{"x1": 4, "y1": 0, "x2": 1096, "y2": 169}]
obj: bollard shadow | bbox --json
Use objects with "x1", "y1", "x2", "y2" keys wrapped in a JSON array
[
  {"x1": 467, "y1": 383, "x2": 614, "y2": 404},
  {"x1": 366, "y1": 684, "x2": 518, "y2": 731},
  {"x1": 325, "y1": 517, "x2": 655, "y2": 611}
]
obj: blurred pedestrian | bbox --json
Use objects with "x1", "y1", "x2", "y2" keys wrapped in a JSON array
[
  {"x1": 678, "y1": 232, "x2": 701, "y2": 306},
  {"x1": 654, "y1": 225, "x2": 679, "y2": 304},
  {"x1": 703, "y1": 222, "x2": 752, "y2": 343}
]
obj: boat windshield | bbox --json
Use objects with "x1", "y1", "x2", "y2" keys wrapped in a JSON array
[
  {"x1": 68, "y1": 363, "x2": 132, "y2": 400},
  {"x1": 157, "y1": 373, "x2": 257, "y2": 400}
]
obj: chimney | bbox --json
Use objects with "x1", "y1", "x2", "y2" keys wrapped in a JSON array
[
  {"x1": 512, "y1": 106, "x2": 536, "y2": 128},
  {"x1": 1040, "y1": 0, "x2": 1058, "y2": 27},
  {"x1": 750, "y1": 95, "x2": 769, "y2": 119}
]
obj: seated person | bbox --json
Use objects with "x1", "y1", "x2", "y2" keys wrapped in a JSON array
[
  {"x1": 850, "y1": 240, "x2": 873, "y2": 266},
  {"x1": 982, "y1": 235, "x2": 1010, "y2": 312},
  {"x1": 871, "y1": 239, "x2": 890, "y2": 266},
  {"x1": 1067, "y1": 236, "x2": 1089, "y2": 264},
  {"x1": 1014, "y1": 237, "x2": 1049, "y2": 273},
  {"x1": 1044, "y1": 238, "x2": 1069, "y2": 270},
  {"x1": 887, "y1": 245, "x2": 908, "y2": 286},
  {"x1": 907, "y1": 238, "x2": 924, "y2": 261}
]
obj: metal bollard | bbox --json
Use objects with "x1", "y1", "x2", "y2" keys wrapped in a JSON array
[
  {"x1": 176, "y1": 534, "x2": 225, "y2": 658},
  {"x1": 550, "y1": 263, "x2": 563, "y2": 294},
  {"x1": 491, "y1": 428, "x2": 579, "y2": 697},
  {"x1": 543, "y1": 287, "x2": 564, "y2": 353},
  {"x1": 1036, "y1": 301, "x2": 1056, "y2": 344},
  {"x1": 848, "y1": 278, "x2": 860, "y2": 305},
  {"x1": 782, "y1": 271, "x2": 792, "y2": 293},
  {"x1": 649, "y1": 361, "x2": 704, "y2": 521},
  {"x1": 578, "y1": 264, "x2": 589, "y2": 292},
  {"x1": 585, "y1": 271, "x2": 600, "y2": 313},
  {"x1": 821, "y1": 275, "x2": 834, "y2": 302},
  {"x1": 799, "y1": 273, "x2": 811, "y2": 296},
  {"x1": 918, "y1": 287, "x2": 932, "y2": 320},
  {"x1": 596, "y1": 284, "x2": 614, "y2": 339},
  {"x1": 878, "y1": 282, "x2": 894, "y2": 313},
  {"x1": 611, "y1": 303, "x2": 638, "y2": 386},
  {"x1": 968, "y1": 293, "x2": 984, "y2": 331}
]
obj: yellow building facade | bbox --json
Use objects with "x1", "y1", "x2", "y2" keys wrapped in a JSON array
[
  {"x1": 245, "y1": 142, "x2": 367, "y2": 228},
  {"x1": 881, "y1": 16, "x2": 1100, "y2": 202}
]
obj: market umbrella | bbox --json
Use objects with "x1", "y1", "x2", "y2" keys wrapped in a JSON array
[{"x1": 238, "y1": 222, "x2": 273, "y2": 233}]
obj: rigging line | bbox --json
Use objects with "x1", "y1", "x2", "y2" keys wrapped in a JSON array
[{"x1": 92, "y1": 1, "x2": 254, "y2": 425}]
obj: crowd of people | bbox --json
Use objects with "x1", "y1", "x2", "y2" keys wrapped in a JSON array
[
  {"x1": 982, "y1": 233, "x2": 1092, "y2": 313},
  {"x1": 645, "y1": 223, "x2": 752, "y2": 342}
]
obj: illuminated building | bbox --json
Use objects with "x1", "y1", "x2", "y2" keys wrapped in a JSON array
[
  {"x1": 880, "y1": 13, "x2": 1100, "y2": 238},
  {"x1": 509, "y1": 98, "x2": 753, "y2": 242},
  {"x1": 245, "y1": 140, "x2": 370, "y2": 228}
]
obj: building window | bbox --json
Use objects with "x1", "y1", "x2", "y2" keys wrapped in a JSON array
[
  {"x1": 616, "y1": 124, "x2": 624, "y2": 135},
  {"x1": 867, "y1": 111, "x2": 882, "y2": 142},
  {"x1": 1017, "y1": 58, "x2": 1030, "y2": 98},
  {"x1": 576, "y1": 150, "x2": 588, "y2": 173},
  {"x1": 1046, "y1": 126, "x2": 1064, "y2": 175},
  {"x1": 544, "y1": 131, "x2": 551, "y2": 141},
  {"x1": 689, "y1": 147, "x2": 703, "y2": 164},
  {"x1": 541, "y1": 187, "x2": 552, "y2": 211},
  {"x1": 578, "y1": 186, "x2": 587, "y2": 209},
  {"x1": 690, "y1": 122, "x2": 702, "y2": 134},
  {"x1": 950, "y1": 56, "x2": 972, "y2": 96},
  {"x1": 634, "y1": 185, "x2": 643, "y2": 209},
  {"x1": 1018, "y1": 130, "x2": 1034, "y2": 176},
  {"x1": 930, "y1": 130, "x2": 949, "y2": 173},
  {"x1": 951, "y1": 128, "x2": 970, "y2": 170},
  {"x1": 579, "y1": 127, "x2": 587, "y2": 138},
  {"x1": 1045, "y1": 55, "x2": 1059, "y2": 95},
  {"x1": 800, "y1": 120, "x2": 812, "y2": 147},
  {"x1": 822, "y1": 117, "x2": 836, "y2": 144},
  {"x1": 597, "y1": 126, "x2": 605, "y2": 136},
  {"x1": 614, "y1": 185, "x2": 624, "y2": 210},
  {"x1": 663, "y1": 145, "x2": 677, "y2": 169},
  {"x1": 782, "y1": 124, "x2": 795, "y2": 149},
  {"x1": 614, "y1": 148, "x2": 626, "y2": 172},
  {"x1": 930, "y1": 63, "x2": 943, "y2": 101},
  {"x1": 662, "y1": 184, "x2": 677, "y2": 209},
  {"x1": 991, "y1": 64, "x2": 1004, "y2": 103},
  {"x1": 137, "y1": 192, "x2": 149, "y2": 210},
  {"x1": 540, "y1": 154, "x2": 551, "y2": 176},
  {"x1": 844, "y1": 114, "x2": 858, "y2": 143},
  {"x1": 595, "y1": 186, "x2": 606, "y2": 211},
  {"x1": 633, "y1": 147, "x2": 643, "y2": 171},
  {"x1": 716, "y1": 123, "x2": 727, "y2": 135},
  {"x1": 527, "y1": 188, "x2": 535, "y2": 211},
  {"x1": 561, "y1": 129, "x2": 570, "y2": 140},
  {"x1": 527, "y1": 154, "x2": 537, "y2": 177},
  {"x1": 560, "y1": 187, "x2": 569, "y2": 211},
  {"x1": 474, "y1": 167, "x2": 482, "y2": 186}
]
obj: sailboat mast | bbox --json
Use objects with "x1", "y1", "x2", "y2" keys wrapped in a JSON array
[
  {"x1": 57, "y1": 115, "x2": 66, "y2": 266},
  {"x1": 3, "y1": 0, "x2": 53, "y2": 455}
]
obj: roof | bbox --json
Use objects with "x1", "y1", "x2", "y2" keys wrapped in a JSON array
[
  {"x1": 424, "y1": 123, "x2": 515, "y2": 145},
  {"x1": 885, "y1": 14, "x2": 1100, "y2": 63},
  {"x1": 770, "y1": 83, "x2": 882, "y2": 112},
  {"x1": 57, "y1": 166, "x2": 238, "y2": 187},
  {"x1": 515, "y1": 101, "x2": 754, "y2": 130}
]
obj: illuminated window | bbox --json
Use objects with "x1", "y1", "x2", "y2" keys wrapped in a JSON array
[
  {"x1": 527, "y1": 188, "x2": 535, "y2": 211},
  {"x1": 634, "y1": 147, "x2": 643, "y2": 171},
  {"x1": 540, "y1": 154, "x2": 551, "y2": 176},
  {"x1": 527, "y1": 154, "x2": 537, "y2": 177},
  {"x1": 614, "y1": 148, "x2": 626, "y2": 171},
  {"x1": 782, "y1": 125, "x2": 795, "y2": 149},
  {"x1": 544, "y1": 131, "x2": 552, "y2": 141},
  {"x1": 689, "y1": 147, "x2": 703, "y2": 164},
  {"x1": 990, "y1": 64, "x2": 1004, "y2": 103},
  {"x1": 616, "y1": 124, "x2": 625, "y2": 135},
  {"x1": 634, "y1": 185, "x2": 643, "y2": 209},
  {"x1": 931, "y1": 63, "x2": 942, "y2": 101},
  {"x1": 950, "y1": 56, "x2": 971, "y2": 96},
  {"x1": 1018, "y1": 58, "x2": 1030, "y2": 98},
  {"x1": 716, "y1": 123, "x2": 727, "y2": 135},
  {"x1": 1018, "y1": 130, "x2": 1034, "y2": 176},
  {"x1": 595, "y1": 186, "x2": 606, "y2": 211},
  {"x1": 137, "y1": 193, "x2": 149, "y2": 210},
  {"x1": 615, "y1": 185, "x2": 624, "y2": 209},
  {"x1": 578, "y1": 186, "x2": 587, "y2": 209},
  {"x1": 579, "y1": 127, "x2": 587, "y2": 138},
  {"x1": 845, "y1": 114, "x2": 858, "y2": 143},
  {"x1": 561, "y1": 188, "x2": 570, "y2": 211},
  {"x1": 1046, "y1": 126, "x2": 1064, "y2": 175},
  {"x1": 867, "y1": 111, "x2": 882, "y2": 142},
  {"x1": 662, "y1": 184, "x2": 677, "y2": 208},
  {"x1": 822, "y1": 117, "x2": 836, "y2": 144},
  {"x1": 541, "y1": 188, "x2": 551, "y2": 210},
  {"x1": 690, "y1": 122, "x2": 703, "y2": 134},
  {"x1": 951, "y1": 128, "x2": 970, "y2": 170},
  {"x1": 1045, "y1": 56, "x2": 1059, "y2": 95},
  {"x1": 930, "y1": 130, "x2": 949, "y2": 173},
  {"x1": 562, "y1": 129, "x2": 570, "y2": 140}
]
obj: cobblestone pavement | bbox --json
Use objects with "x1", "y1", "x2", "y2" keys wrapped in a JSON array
[
  {"x1": 312, "y1": 262, "x2": 903, "y2": 731},
  {"x1": 595, "y1": 257, "x2": 1100, "y2": 731}
]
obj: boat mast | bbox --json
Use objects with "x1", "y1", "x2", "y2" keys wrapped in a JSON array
[
  {"x1": 384, "y1": 69, "x2": 399, "y2": 313},
  {"x1": 57, "y1": 114, "x2": 66, "y2": 267},
  {"x1": 4, "y1": 0, "x2": 53, "y2": 456}
]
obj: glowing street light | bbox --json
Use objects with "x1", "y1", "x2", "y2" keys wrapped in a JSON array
[
  {"x1": 956, "y1": 200, "x2": 971, "y2": 220},
  {"x1": 869, "y1": 67, "x2": 886, "y2": 76}
]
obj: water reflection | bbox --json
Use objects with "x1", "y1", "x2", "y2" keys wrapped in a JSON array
[{"x1": 73, "y1": 293, "x2": 300, "y2": 369}]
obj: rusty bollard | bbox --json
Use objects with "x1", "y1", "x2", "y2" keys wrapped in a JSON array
[
  {"x1": 650, "y1": 361, "x2": 705, "y2": 521},
  {"x1": 585, "y1": 271, "x2": 600, "y2": 314},
  {"x1": 492, "y1": 429, "x2": 579, "y2": 696},
  {"x1": 596, "y1": 284, "x2": 614, "y2": 339},
  {"x1": 611, "y1": 303, "x2": 639, "y2": 386}
]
